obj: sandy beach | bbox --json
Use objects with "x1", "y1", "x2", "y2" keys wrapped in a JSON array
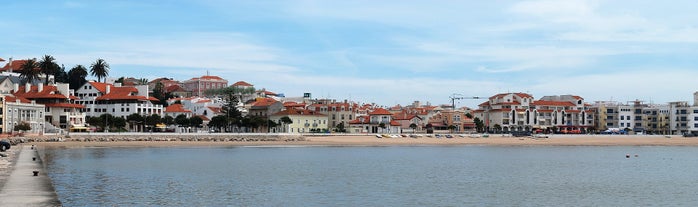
[{"x1": 27, "y1": 134, "x2": 698, "y2": 148}]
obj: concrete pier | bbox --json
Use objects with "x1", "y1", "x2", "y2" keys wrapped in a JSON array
[{"x1": 0, "y1": 145, "x2": 61, "y2": 206}]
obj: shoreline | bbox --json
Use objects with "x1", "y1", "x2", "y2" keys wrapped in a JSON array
[{"x1": 20, "y1": 134, "x2": 698, "y2": 148}]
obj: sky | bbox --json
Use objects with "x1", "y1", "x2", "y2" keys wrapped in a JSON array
[{"x1": 2, "y1": 0, "x2": 698, "y2": 108}]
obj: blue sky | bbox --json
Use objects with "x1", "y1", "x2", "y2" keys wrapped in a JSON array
[{"x1": 2, "y1": 0, "x2": 698, "y2": 108}]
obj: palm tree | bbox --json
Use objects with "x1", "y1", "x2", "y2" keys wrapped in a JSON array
[
  {"x1": 38, "y1": 55, "x2": 59, "y2": 85},
  {"x1": 90, "y1": 58, "x2": 110, "y2": 82},
  {"x1": 68, "y1": 65, "x2": 88, "y2": 90},
  {"x1": 19, "y1": 59, "x2": 41, "y2": 84}
]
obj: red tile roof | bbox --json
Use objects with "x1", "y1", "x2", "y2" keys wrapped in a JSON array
[
  {"x1": 44, "y1": 103, "x2": 85, "y2": 109},
  {"x1": 1, "y1": 60, "x2": 30, "y2": 72},
  {"x1": 368, "y1": 108, "x2": 392, "y2": 115},
  {"x1": 95, "y1": 86, "x2": 158, "y2": 101},
  {"x1": 490, "y1": 93, "x2": 533, "y2": 99},
  {"x1": 533, "y1": 100, "x2": 575, "y2": 107},
  {"x1": 200, "y1": 75, "x2": 224, "y2": 80},
  {"x1": 252, "y1": 98, "x2": 279, "y2": 107},
  {"x1": 164, "y1": 104, "x2": 192, "y2": 113},
  {"x1": 13, "y1": 85, "x2": 69, "y2": 99},
  {"x1": 283, "y1": 101, "x2": 306, "y2": 108},
  {"x1": 198, "y1": 115, "x2": 210, "y2": 121},
  {"x1": 232, "y1": 81, "x2": 253, "y2": 87},
  {"x1": 89, "y1": 82, "x2": 110, "y2": 94},
  {"x1": 207, "y1": 106, "x2": 222, "y2": 114},
  {"x1": 5, "y1": 95, "x2": 31, "y2": 103},
  {"x1": 348, "y1": 116, "x2": 370, "y2": 124},
  {"x1": 165, "y1": 85, "x2": 186, "y2": 93},
  {"x1": 0, "y1": 58, "x2": 4, "y2": 62},
  {"x1": 536, "y1": 109, "x2": 554, "y2": 113}
]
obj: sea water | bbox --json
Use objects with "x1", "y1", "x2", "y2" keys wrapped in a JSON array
[{"x1": 42, "y1": 146, "x2": 698, "y2": 206}]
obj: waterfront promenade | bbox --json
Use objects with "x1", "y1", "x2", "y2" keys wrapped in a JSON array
[{"x1": 0, "y1": 145, "x2": 61, "y2": 206}]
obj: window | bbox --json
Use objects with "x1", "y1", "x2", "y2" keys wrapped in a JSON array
[{"x1": 621, "y1": 116, "x2": 624, "y2": 120}]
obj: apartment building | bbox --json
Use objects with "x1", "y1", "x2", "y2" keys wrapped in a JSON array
[
  {"x1": 307, "y1": 99, "x2": 356, "y2": 131},
  {"x1": 3, "y1": 95, "x2": 45, "y2": 134},
  {"x1": 182, "y1": 75, "x2": 228, "y2": 97},
  {"x1": 270, "y1": 107, "x2": 328, "y2": 133}
]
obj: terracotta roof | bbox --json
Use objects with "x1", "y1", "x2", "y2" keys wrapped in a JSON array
[
  {"x1": 95, "y1": 86, "x2": 157, "y2": 101},
  {"x1": 478, "y1": 101, "x2": 490, "y2": 107},
  {"x1": 496, "y1": 101, "x2": 521, "y2": 105},
  {"x1": 200, "y1": 75, "x2": 224, "y2": 80},
  {"x1": 283, "y1": 101, "x2": 306, "y2": 108},
  {"x1": 533, "y1": 100, "x2": 575, "y2": 107},
  {"x1": 572, "y1": 95, "x2": 583, "y2": 100},
  {"x1": 164, "y1": 104, "x2": 192, "y2": 113},
  {"x1": 368, "y1": 108, "x2": 392, "y2": 115},
  {"x1": 5, "y1": 95, "x2": 32, "y2": 103},
  {"x1": 536, "y1": 109, "x2": 554, "y2": 113},
  {"x1": 390, "y1": 120, "x2": 401, "y2": 126},
  {"x1": 232, "y1": 81, "x2": 253, "y2": 87},
  {"x1": 490, "y1": 93, "x2": 533, "y2": 99},
  {"x1": 272, "y1": 108, "x2": 325, "y2": 116},
  {"x1": 89, "y1": 82, "x2": 111, "y2": 93},
  {"x1": 207, "y1": 106, "x2": 222, "y2": 114},
  {"x1": 0, "y1": 58, "x2": 4, "y2": 62},
  {"x1": 198, "y1": 115, "x2": 210, "y2": 121},
  {"x1": 14, "y1": 85, "x2": 69, "y2": 99},
  {"x1": 1, "y1": 60, "x2": 30, "y2": 72},
  {"x1": 44, "y1": 103, "x2": 85, "y2": 109},
  {"x1": 252, "y1": 98, "x2": 279, "y2": 107}
]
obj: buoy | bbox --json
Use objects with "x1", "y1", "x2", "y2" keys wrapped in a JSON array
[
  {"x1": 32, "y1": 157, "x2": 36, "y2": 161},
  {"x1": 32, "y1": 171, "x2": 39, "y2": 176},
  {"x1": 635, "y1": 154, "x2": 638, "y2": 157},
  {"x1": 626, "y1": 154, "x2": 630, "y2": 158}
]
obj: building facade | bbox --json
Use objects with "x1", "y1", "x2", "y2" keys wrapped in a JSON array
[{"x1": 182, "y1": 75, "x2": 228, "y2": 97}]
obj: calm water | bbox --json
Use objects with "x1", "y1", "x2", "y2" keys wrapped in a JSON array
[{"x1": 43, "y1": 146, "x2": 698, "y2": 206}]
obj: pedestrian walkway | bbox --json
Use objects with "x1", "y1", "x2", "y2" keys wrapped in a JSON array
[{"x1": 0, "y1": 145, "x2": 61, "y2": 206}]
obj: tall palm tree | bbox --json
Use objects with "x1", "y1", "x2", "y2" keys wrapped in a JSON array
[
  {"x1": 38, "y1": 55, "x2": 59, "y2": 85},
  {"x1": 68, "y1": 65, "x2": 88, "y2": 90},
  {"x1": 90, "y1": 58, "x2": 110, "y2": 82},
  {"x1": 19, "y1": 59, "x2": 41, "y2": 84}
]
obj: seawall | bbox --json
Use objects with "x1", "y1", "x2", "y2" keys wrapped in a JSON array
[{"x1": 0, "y1": 145, "x2": 62, "y2": 206}]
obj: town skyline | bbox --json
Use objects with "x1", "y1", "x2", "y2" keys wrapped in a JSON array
[{"x1": 3, "y1": 1, "x2": 698, "y2": 107}]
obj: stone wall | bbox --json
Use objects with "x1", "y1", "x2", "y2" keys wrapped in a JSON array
[{"x1": 2, "y1": 134, "x2": 306, "y2": 144}]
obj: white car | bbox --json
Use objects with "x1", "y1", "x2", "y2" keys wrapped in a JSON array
[{"x1": 534, "y1": 134, "x2": 549, "y2": 138}]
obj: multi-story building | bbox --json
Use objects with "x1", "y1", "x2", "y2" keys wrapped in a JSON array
[
  {"x1": 74, "y1": 81, "x2": 162, "y2": 119},
  {"x1": 270, "y1": 107, "x2": 328, "y2": 133},
  {"x1": 164, "y1": 103, "x2": 193, "y2": 118},
  {"x1": 348, "y1": 108, "x2": 401, "y2": 134},
  {"x1": 473, "y1": 93, "x2": 594, "y2": 133},
  {"x1": 307, "y1": 99, "x2": 356, "y2": 131},
  {"x1": 3, "y1": 95, "x2": 45, "y2": 134},
  {"x1": 182, "y1": 75, "x2": 228, "y2": 97},
  {"x1": 12, "y1": 83, "x2": 86, "y2": 132}
]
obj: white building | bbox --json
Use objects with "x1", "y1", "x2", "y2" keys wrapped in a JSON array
[
  {"x1": 2, "y1": 95, "x2": 45, "y2": 134},
  {"x1": 75, "y1": 81, "x2": 163, "y2": 119}
]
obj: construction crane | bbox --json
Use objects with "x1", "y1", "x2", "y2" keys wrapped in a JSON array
[{"x1": 449, "y1": 93, "x2": 484, "y2": 110}]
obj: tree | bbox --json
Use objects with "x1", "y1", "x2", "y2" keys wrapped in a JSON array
[
  {"x1": 335, "y1": 122, "x2": 346, "y2": 133},
  {"x1": 280, "y1": 116, "x2": 293, "y2": 132},
  {"x1": 90, "y1": 58, "x2": 110, "y2": 82},
  {"x1": 111, "y1": 116, "x2": 126, "y2": 131},
  {"x1": 493, "y1": 124, "x2": 502, "y2": 133},
  {"x1": 448, "y1": 125, "x2": 456, "y2": 133},
  {"x1": 163, "y1": 115, "x2": 174, "y2": 125},
  {"x1": 68, "y1": 65, "x2": 88, "y2": 90},
  {"x1": 268, "y1": 120, "x2": 279, "y2": 132},
  {"x1": 378, "y1": 122, "x2": 386, "y2": 133},
  {"x1": 175, "y1": 114, "x2": 189, "y2": 127},
  {"x1": 38, "y1": 55, "x2": 59, "y2": 85},
  {"x1": 145, "y1": 114, "x2": 162, "y2": 131},
  {"x1": 54, "y1": 64, "x2": 69, "y2": 84},
  {"x1": 99, "y1": 114, "x2": 115, "y2": 131},
  {"x1": 208, "y1": 115, "x2": 228, "y2": 131},
  {"x1": 189, "y1": 116, "x2": 203, "y2": 128},
  {"x1": 14, "y1": 122, "x2": 31, "y2": 133},
  {"x1": 473, "y1": 117, "x2": 484, "y2": 133},
  {"x1": 409, "y1": 123, "x2": 417, "y2": 133},
  {"x1": 19, "y1": 59, "x2": 41, "y2": 83},
  {"x1": 86, "y1": 116, "x2": 103, "y2": 131},
  {"x1": 465, "y1": 113, "x2": 473, "y2": 119},
  {"x1": 126, "y1": 113, "x2": 144, "y2": 132}
]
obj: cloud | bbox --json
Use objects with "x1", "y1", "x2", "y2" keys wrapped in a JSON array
[{"x1": 54, "y1": 32, "x2": 297, "y2": 78}]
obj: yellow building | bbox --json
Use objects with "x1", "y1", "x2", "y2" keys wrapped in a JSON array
[{"x1": 270, "y1": 108, "x2": 328, "y2": 133}]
